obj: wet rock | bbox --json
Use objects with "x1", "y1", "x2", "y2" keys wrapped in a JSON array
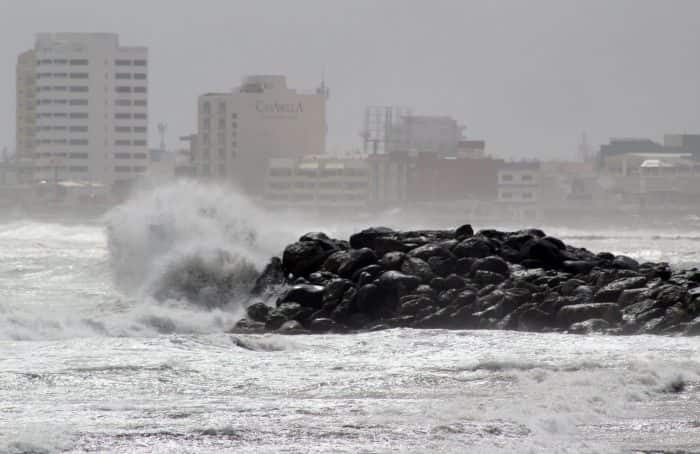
[
  {"x1": 612, "y1": 255, "x2": 639, "y2": 270},
  {"x1": 337, "y1": 248, "x2": 378, "y2": 278},
  {"x1": 321, "y1": 279, "x2": 354, "y2": 311},
  {"x1": 377, "y1": 270, "x2": 421, "y2": 294},
  {"x1": 594, "y1": 277, "x2": 647, "y2": 303},
  {"x1": 230, "y1": 318, "x2": 266, "y2": 333},
  {"x1": 279, "y1": 284, "x2": 325, "y2": 309},
  {"x1": 556, "y1": 303, "x2": 621, "y2": 327},
  {"x1": 399, "y1": 296, "x2": 436, "y2": 316},
  {"x1": 401, "y1": 257, "x2": 435, "y2": 283},
  {"x1": 250, "y1": 257, "x2": 286, "y2": 295},
  {"x1": 684, "y1": 316, "x2": 700, "y2": 336},
  {"x1": 522, "y1": 238, "x2": 566, "y2": 268},
  {"x1": 349, "y1": 227, "x2": 396, "y2": 249},
  {"x1": 471, "y1": 255, "x2": 509, "y2": 276},
  {"x1": 283, "y1": 240, "x2": 336, "y2": 277},
  {"x1": 454, "y1": 223, "x2": 474, "y2": 240},
  {"x1": 428, "y1": 256, "x2": 457, "y2": 277},
  {"x1": 474, "y1": 270, "x2": 506, "y2": 286},
  {"x1": 245, "y1": 302, "x2": 271, "y2": 323},
  {"x1": 380, "y1": 251, "x2": 407, "y2": 270},
  {"x1": 453, "y1": 237, "x2": 493, "y2": 259},
  {"x1": 355, "y1": 283, "x2": 398, "y2": 319},
  {"x1": 516, "y1": 306, "x2": 552, "y2": 331}
]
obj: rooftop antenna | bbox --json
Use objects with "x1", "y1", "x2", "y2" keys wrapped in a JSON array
[
  {"x1": 317, "y1": 65, "x2": 329, "y2": 100},
  {"x1": 157, "y1": 123, "x2": 167, "y2": 151}
]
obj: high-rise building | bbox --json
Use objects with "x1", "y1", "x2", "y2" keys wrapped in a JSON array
[
  {"x1": 20, "y1": 33, "x2": 148, "y2": 187},
  {"x1": 193, "y1": 75, "x2": 327, "y2": 196}
]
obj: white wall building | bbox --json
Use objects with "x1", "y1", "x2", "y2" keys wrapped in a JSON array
[
  {"x1": 193, "y1": 75, "x2": 327, "y2": 196},
  {"x1": 497, "y1": 162, "x2": 541, "y2": 220},
  {"x1": 25, "y1": 33, "x2": 148, "y2": 187}
]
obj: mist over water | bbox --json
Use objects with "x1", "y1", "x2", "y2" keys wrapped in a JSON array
[{"x1": 1, "y1": 182, "x2": 700, "y2": 452}]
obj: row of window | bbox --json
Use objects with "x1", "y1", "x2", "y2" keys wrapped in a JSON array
[
  {"x1": 33, "y1": 152, "x2": 88, "y2": 159},
  {"x1": 500, "y1": 192, "x2": 534, "y2": 199},
  {"x1": 200, "y1": 133, "x2": 237, "y2": 146},
  {"x1": 115, "y1": 86, "x2": 147, "y2": 93},
  {"x1": 268, "y1": 169, "x2": 368, "y2": 177},
  {"x1": 114, "y1": 166, "x2": 147, "y2": 172},
  {"x1": 115, "y1": 99, "x2": 147, "y2": 106},
  {"x1": 36, "y1": 72, "x2": 88, "y2": 79},
  {"x1": 115, "y1": 73, "x2": 147, "y2": 80},
  {"x1": 36, "y1": 112, "x2": 92, "y2": 119},
  {"x1": 115, "y1": 113, "x2": 148, "y2": 120},
  {"x1": 500, "y1": 174, "x2": 535, "y2": 182},
  {"x1": 37, "y1": 86, "x2": 88, "y2": 92},
  {"x1": 115, "y1": 126, "x2": 147, "y2": 133},
  {"x1": 114, "y1": 140, "x2": 147, "y2": 146},
  {"x1": 35, "y1": 165, "x2": 89, "y2": 172},
  {"x1": 36, "y1": 139, "x2": 89, "y2": 145},
  {"x1": 37, "y1": 59, "x2": 89, "y2": 66},
  {"x1": 267, "y1": 182, "x2": 366, "y2": 190},
  {"x1": 37, "y1": 99, "x2": 88, "y2": 105},
  {"x1": 201, "y1": 118, "x2": 238, "y2": 130},
  {"x1": 36, "y1": 125, "x2": 88, "y2": 132},
  {"x1": 114, "y1": 60, "x2": 147, "y2": 67},
  {"x1": 114, "y1": 152, "x2": 147, "y2": 159}
]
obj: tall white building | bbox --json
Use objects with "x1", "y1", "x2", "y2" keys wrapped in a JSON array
[
  {"x1": 24, "y1": 33, "x2": 148, "y2": 188},
  {"x1": 194, "y1": 75, "x2": 327, "y2": 196}
]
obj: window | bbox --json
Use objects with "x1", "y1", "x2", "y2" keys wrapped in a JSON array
[
  {"x1": 218, "y1": 102, "x2": 226, "y2": 115},
  {"x1": 115, "y1": 126, "x2": 131, "y2": 133},
  {"x1": 38, "y1": 59, "x2": 52, "y2": 65},
  {"x1": 134, "y1": 73, "x2": 146, "y2": 80},
  {"x1": 133, "y1": 100, "x2": 147, "y2": 106},
  {"x1": 501, "y1": 174, "x2": 513, "y2": 182},
  {"x1": 231, "y1": 113, "x2": 238, "y2": 119},
  {"x1": 202, "y1": 101, "x2": 211, "y2": 115},
  {"x1": 133, "y1": 140, "x2": 147, "y2": 146},
  {"x1": 133, "y1": 127, "x2": 147, "y2": 133},
  {"x1": 69, "y1": 166, "x2": 88, "y2": 172},
  {"x1": 69, "y1": 152, "x2": 88, "y2": 159},
  {"x1": 202, "y1": 118, "x2": 210, "y2": 130},
  {"x1": 115, "y1": 73, "x2": 131, "y2": 79},
  {"x1": 69, "y1": 99, "x2": 88, "y2": 105},
  {"x1": 114, "y1": 166, "x2": 131, "y2": 172},
  {"x1": 115, "y1": 59, "x2": 131, "y2": 66},
  {"x1": 521, "y1": 174, "x2": 533, "y2": 182},
  {"x1": 133, "y1": 86, "x2": 147, "y2": 93},
  {"x1": 69, "y1": 139, "x2": 88, "y2": 145},
  {"x1": 52, "y1": 126, "x2": 67, "y2": 131},
  {"x1": 133, "y1": 113, "x2": 147, "y2": 119},
  {"x1": 114, "y1": 152, "x2": 131, "y2": 159},
  {"x1": 69, "y1": 73, "x2": 88, "y2": 79},
  {"x1": 52, "y1": 139, "x2": 67, "y2": 145},
  {"x1": 53, "y1": 73, "x2": 68, "y2": 78},
  {"x1": 70, "y1": 86, "x2": 88, "y2": 92},
  {"x1": 70, "y1": 126, "x2": 88, "y2": 133},
  {"x1": 115, "y1": 99, "x2": 131, "y2": 106},
  {"x1": 69, "y1": 112, "x2": 88, "y2": 119},
  {"x1": 53, "y1": 86, "x2": 67, "y2": 91},
  {"x1": 54, "y1": 99, "x2": 68, "y2": 105},
  {"x1": 115, "y1": 86, "x2": 131, "y2": 93},
  {"x1": 132, "y1": 153, "x2": 147, "y2": 159},
  {"x1": 522, "y1": 192, "x2": 533, "y2": 199},
  {"x1": 231, "y1": 121, "x2": 237, "y2": 129},
  {"x1": 133, "y1": 60, "x2": 147, "y2": 66},
  {"x1": 69, "y1": 59, "x2": 88, "y2": 65},
  {"x1": 115, "y1": 113, "x2": 131, "y2": 119},
  {"x1": 501, "y1": 192, "x2": 513, "y2": 199},
  {"x1": 115, "y1": 140, "x2": 130, "y2": 146},
  {"x1": 133, "y1": 166, "x2": 147, "y2": 172}
]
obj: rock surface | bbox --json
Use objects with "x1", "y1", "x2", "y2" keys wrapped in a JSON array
[{"x1": 231, "y1": 224, "x2": 700, "y2": 335}]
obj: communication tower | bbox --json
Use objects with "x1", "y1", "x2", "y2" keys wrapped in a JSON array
[{"x1": 361, "y1": 106, "x2": 411, "y2": 154}]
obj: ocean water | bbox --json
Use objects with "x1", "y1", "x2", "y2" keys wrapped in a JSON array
[{"x1": 1, "y1": 182, "x2": 700, "y2": 453}]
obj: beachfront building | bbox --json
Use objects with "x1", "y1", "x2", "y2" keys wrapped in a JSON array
[
  {"x1": 497, "y1": 161, "x2": 541, "y2": 221},
  {"x1": 387, "y1": 115, "x2": 465, "y2": 156},
  {"x1": 193, "y1": 75, "x2": 327, "y2": 196},
  {"x1": 20, "y1": 33, "x2": 148, "y2": 188},
  {"x1": 264, "y1": 156, "x2": 369, "y2": 213}
]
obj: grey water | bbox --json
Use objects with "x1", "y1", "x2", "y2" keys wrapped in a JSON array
[{"x1": 1, "y1": 183, "x2": 700, "y2": 453}]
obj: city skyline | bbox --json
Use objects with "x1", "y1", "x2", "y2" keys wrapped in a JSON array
[{"x1": 1, "y1": 0, "x2": 699, "y2": 159}]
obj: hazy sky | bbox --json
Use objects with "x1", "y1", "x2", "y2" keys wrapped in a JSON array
[{"x1": 1, "y1": 0, "x2": 699, "y2": 159}]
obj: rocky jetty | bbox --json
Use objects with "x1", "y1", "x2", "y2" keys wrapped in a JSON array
[{"x1": 232, "y1": 225, "x2": 700, "y2": 336}]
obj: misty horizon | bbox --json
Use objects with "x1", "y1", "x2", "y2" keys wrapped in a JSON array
[{"x1": 1, "y1": 0, "x2": 699, "y2": 160}]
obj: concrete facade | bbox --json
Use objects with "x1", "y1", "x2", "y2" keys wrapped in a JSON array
[
  {"x1": 194, "y1": 75, "x2": 327, "y2": 196},
  {"x1": 25, "y1": 33, "x2": 148, "y2": 187}
]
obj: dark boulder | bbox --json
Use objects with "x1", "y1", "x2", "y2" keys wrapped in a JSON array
[
  {"x1": 309, "y1": 317, "x2": 343, "y2": 333},
  {"x1": 516, "y1": 305, "x2": 552, "y2": 331},
  {"x1": 399, "y1": 296, "x2": 436, "y2": 316},
  {"x1": 428, "y1": 256, "x2": 457, "y2": 277},
  {"x1": 349, "y1": 227, "x2": 396, "y2": 249},
  {"x1": 246, "y1": 302, "x2": 271, "y2": 323},
  {"x1": 474, "y1": 270, "x2": 506, "y2": 286},
  {"x1": 380, "y1": 251, "x2": 407, "y2": 270},
  {"x1": 453, "y1": 237, "x2": 493, "y2": 259},
  {"x1": 612, "y1": 255, "x2": 639, "y2": 270},
  {"x1": 409, "y1": 243, "x2": 455, "y2": 262},
  {"x1": 277, "y1": 320, "x2": 307, "y2": 334},
  {"x1": 454, "y1": 223, "x2": 474, "y2": 240},
  {"x1": 455, "y1": 257, "x2": 475, "y2": 275},
  {"x1": 355, "y1": 283, "x2": 399, "y2": 319},
  {"x1": 401, "y1": 257, "x2": 435, "y2": 283},
  {"x1": 374, "y1": 237, "x2": 409, "y2": 256},
  {"x1": 594, "y1": 277, "x2": 647, "y2": 303},
  {"x1": 330, "y1": 287, "x2": 358, "y2": 323},
  {"x1": 337, "y1": 248, "x2": 378, "y2": 278},
  {"x1": 522, "y1": 238, "x2": 566, "y2": 268},
  {"x1": 279, "y1": 284, "x2": 325, "y2": 309},
  {"x1": 562, "y1": 260, "x2": 596, "y2": 275},
  {"x1": 321, "y1": 250, "x2": 350, "y2": 274},
  {"x1": 471, "y1": 255, "x2": 509, "y2": 276},
  {"x1": 350, "y1": 264, "x2": 384, "y2": 283},
  {"x1": 321, "y1": 278, "x2": 354, "y2": 311},
  {"x1": 283, "y1": 240, "x2": 336, "y2": 277},
  {"x1": 684, "y1": 316, "x2": 700, "y2": 336},
  {"x1": 377, "y1": 270, "x2": 421, "y2": 294}
]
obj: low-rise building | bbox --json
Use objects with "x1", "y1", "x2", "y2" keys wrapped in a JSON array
[{"x1": 497, "y1": 161, "x2": 541, "y2": 221}]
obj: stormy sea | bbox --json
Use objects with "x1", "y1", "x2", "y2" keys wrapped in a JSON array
[{"x1": 1, "y1": 182, "x2": 699, "y2": 453}]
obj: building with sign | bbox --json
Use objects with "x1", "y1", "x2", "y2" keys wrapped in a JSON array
[
  {"x1": 17, "y1": 33, "x2": 148, "y2": 188},
  {"x1": 193, "y1": 75, "x2": 327, "y2": 196}
]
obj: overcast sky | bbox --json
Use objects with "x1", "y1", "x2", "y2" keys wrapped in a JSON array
[{"x1": 1, "y1": 0, "x2": 699, "y2": 159}]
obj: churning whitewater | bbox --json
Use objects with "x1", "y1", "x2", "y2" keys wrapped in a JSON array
[{"x1": 1, "y1": 182, "x2": 700, "y2": 453}]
